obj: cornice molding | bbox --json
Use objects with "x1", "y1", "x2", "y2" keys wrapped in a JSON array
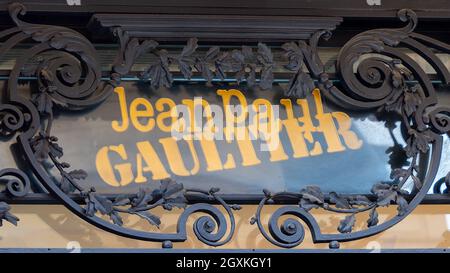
[{"x1": 89, "y1": 14, "x2": 342, "y2": 42}]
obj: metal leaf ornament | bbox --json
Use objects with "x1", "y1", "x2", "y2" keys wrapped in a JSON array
[
  {"x1": 256, "y1": 43, "x2": 274, "y2": 89},
  {"x1": 338, "y1": 214, "x2": 356, "y2": 233},
  {"x1": 0, "y1": 202, "x2": 19, "y2": 226},
  {"x1": 195, "y1": 46, "x2": 220, "y2": 86},
  {"x1": 177, "y1": 38, "x2": 198, "y2": 79},
  {"x1": 141, "y1": 49, "x2": 173, "y2": 88},
  {"x1": 282, "y1": 41, "x2": 315, "y2": 98}
]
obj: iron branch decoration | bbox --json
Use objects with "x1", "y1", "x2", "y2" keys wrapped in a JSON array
[
  {"x1": 250, "y1": 9, "x2": 450, "y2": 248},
  {"x1": 0, "y1": 2, "x2": 449, "y2": 249},
  {"x1": 0, "y1": 2, "x2": 240, "y2": 247},
  {"x1": 111, "y1": 26, "x2": 328, "y2": 96}
]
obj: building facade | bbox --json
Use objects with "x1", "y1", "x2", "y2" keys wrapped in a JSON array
[{"x1": 0, "y1": 0, "x2": 449, "y2": 251}]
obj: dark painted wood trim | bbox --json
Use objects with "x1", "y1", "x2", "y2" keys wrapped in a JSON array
[
  {"x1": 2, "y1": 0, "x2": 450, "y2": 18},
  {"x1": 2, "y1": 193, "x2": 449, "y2": 205},
  {"x1": 89, "y1": 14, "x2": 342, "y2": 42}
]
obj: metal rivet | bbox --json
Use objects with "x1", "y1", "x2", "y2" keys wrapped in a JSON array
[
  {"x1": 162, "y1": 240, "x2": 173, "y2": 249},
  {"x1": 329, "y1": 241, "x2": 340, "y2": 249}
]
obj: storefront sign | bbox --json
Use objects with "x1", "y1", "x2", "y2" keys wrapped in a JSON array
[
  {"x1": 0, "y1": 2, "x2": 449, "y2": 249},
  {"x1": 40, "y1": 82, "x2": 404, "y2": 195}
]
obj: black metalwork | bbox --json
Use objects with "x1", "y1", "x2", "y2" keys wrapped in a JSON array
[
  {"x1": 0, "y1": 2, "x2": 449, "y2": 249},
  {"x1": 249, "y1": 9, "x2": 450, "y2": 248},
  {"x1": 0, "y1": 77, "x2": 32, "y2": 226},
  {"x1": 0, "y1": 168, "x2": 30, "y2": 226},
  {"x1": 0, "y1": 2, "x2": 241, "y2": 247}
]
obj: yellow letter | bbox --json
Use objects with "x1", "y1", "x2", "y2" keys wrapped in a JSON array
[
  {"x1": 280, "y1": 99, "x2": 322, "y2": 157},
  {"x1": 252, "y1": 99, "x2": 287, "y2": 162},
  {"x1": 155, "y1": 98, "x2": 177, "y2": 133},
  {"x1": 217, "y1": 89, "x2": 248, "y2": 140},
  {"x1": 332, "y1": 112, "x2": 363, "y2": 150},
  {"x1": 197, "y1": 137, "x2": 237, "y2": 171},
  {"x1": 217, "y1": 89, "x2": 261, "y2": 166},
  {"x1": 159, "y1": 137, "x2": 200, "y2": 176},
  {"x1": 111, "y1": 87, "x2": 130, "y2": 133},
  {"x1": 135, "y1": 141, "x2": 171, "y2": 182},
  {"x1": 95, "y1": 144, "x2": 133, "y2": 187},
  {"x1": 312, "y1": 89, "x2": 346, "y2": 153},
  {"x1": 130, "y1": 98, "x2": 155, "y2": 132}
]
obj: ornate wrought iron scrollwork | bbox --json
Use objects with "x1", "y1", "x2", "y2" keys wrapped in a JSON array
[
  {"x1": 250, "y1": 9, "x2": 450, "y2": 248},
  {"x1": 0, "y1": 168, "x2": 30, "y2": 226},
  {"x1": 111, "y1": 26, "x2": 328, "y2": 97},
  {"x1": 0, "y1": 2, "x2": 240, "y2": 247},
  {"x1": 0, "y1": 86, "x2": 32, "y2": 226},
  {"x1": 4, "y1": 3, "x2": 113, "y2": 110},
  {"x1": 0, "y1": 2, "x2": 449, "y2": 249}
]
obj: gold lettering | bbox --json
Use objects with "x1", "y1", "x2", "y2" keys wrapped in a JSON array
[
  {"x1": 99, "y1": 87, "x2": 364, "y2": 187},
  {"x1": 332, "y1": 112, "x2": 363, "y2": 150},
  {"x1": 135, "y1": 141, "x2": 170, "y2": 182},
  {"x1": 233, "y1": 129, "x2": 261, "y2": 167},
  {"x1": 130, "y1": 98, "x2": 155, "y2": 132},
  {"x1": 280, "y1": 99, "x2": 322, "y2": 157},
  {"x1": 197, "y1": 138, "x2": 224, "y2": 172},
  {"x1": 111, "y1": 87, "x2": 129, "y2": 133},
  {"x1": 312, "y1": 89, "x2": 345, "y2": 153},
  {"x1": 253, "y1": 99, "x2": 287, "y2": 162},
  {"x1": 95, "y1": 144, "x2": 133, "y2": 187},
  {"x1": 296, "y1": 97, "x2": 323, "y2": 156},
  {"x1": 217, "y1": 89, "x2": 248, "y2": 140},
  {"x1": 159, "y1": 137, "x2": 200, "y2": 176},
  {"x1": 155, "y1": 98, "x2": 177, "y2": 133}
]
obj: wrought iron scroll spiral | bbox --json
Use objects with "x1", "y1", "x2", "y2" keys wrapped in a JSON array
[
  {"x1": 252, "y1": 9, "x2": 449, "y2": 248},
  {"x1": 253, "y1": 193, "x2": 308, "y2": 248},
  {"x1": 321, "y1": 11, "x2": 419, "y2": 109},
  {"x1": 0, "y1": 168, "x2": 31, "y2": 226},
  {"x1": 191, "y1": 207, "x2": 230, "y2": 246},
  {"x1": 180, "y1": 190, "x2": 237, "y2": 247},
  {"x1": 429, "y1": 107, "x2": 450, "y2": 134},
  {"x1": 4, "y1": 2, "x2": 113, "y2": 111},
  {"x1": 0, "y1": 168, "x2": 30, "y2": 198},
  {"x1": 0, "y1": 2, "x2": 240, "y2": 247},
  {"x1": 0, "y1": 104, "x2": 29, "y2": 136}
]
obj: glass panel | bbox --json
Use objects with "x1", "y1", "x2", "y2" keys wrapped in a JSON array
[{"x1": 46, "y1": 82, "x2": 407, "y2": 194}]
